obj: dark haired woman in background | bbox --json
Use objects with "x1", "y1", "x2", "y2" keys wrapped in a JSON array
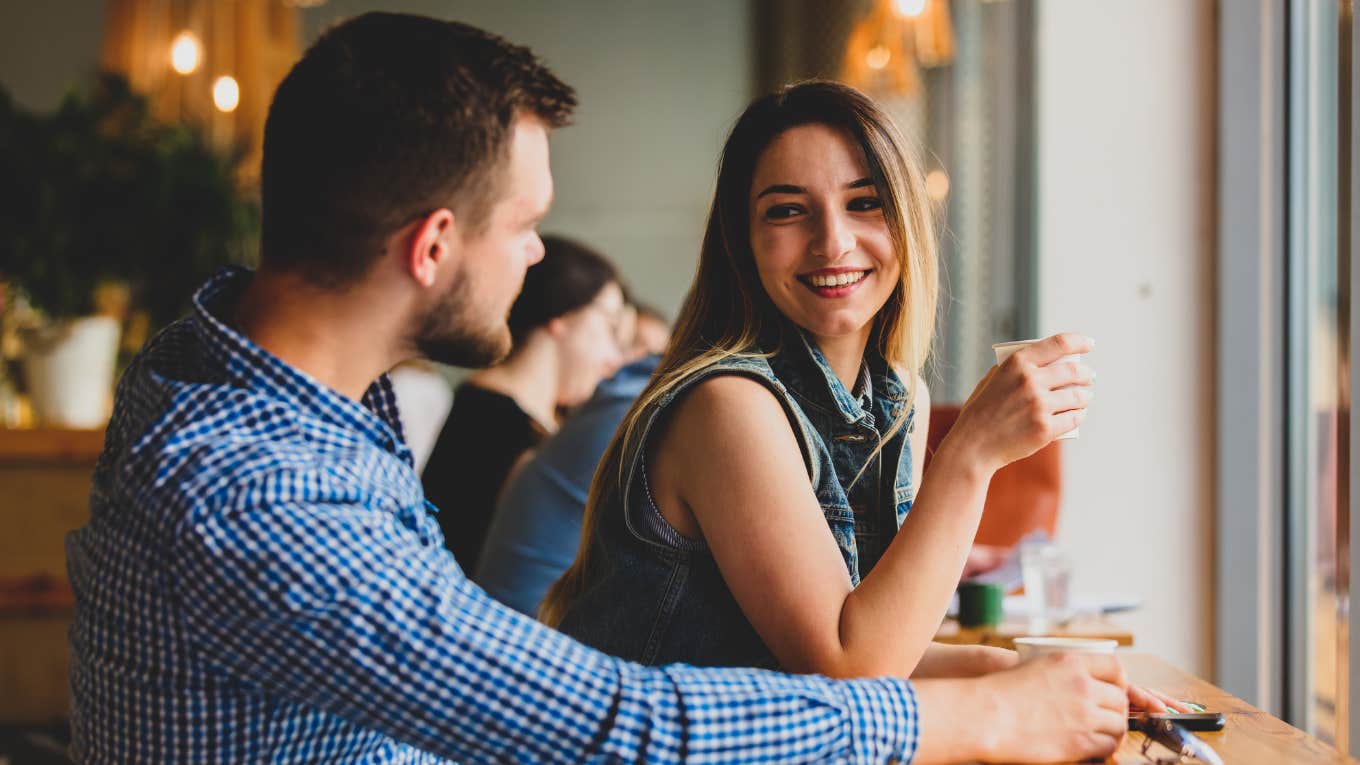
[{"x1": 423, "y1": 235, "x2": 628, "y2": 573}]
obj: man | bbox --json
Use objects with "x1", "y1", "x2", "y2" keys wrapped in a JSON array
[{"x1": 67, "y1": 13, "x2": 1131, "y2": 763}]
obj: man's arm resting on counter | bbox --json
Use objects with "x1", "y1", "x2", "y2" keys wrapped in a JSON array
[{"x1": 169, "y1": 498, "x2": 924, "y2": 763}]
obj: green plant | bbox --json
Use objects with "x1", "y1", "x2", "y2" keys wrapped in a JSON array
[{"x1": 0, "y1": 73, "x2": 259, "y2": 329}]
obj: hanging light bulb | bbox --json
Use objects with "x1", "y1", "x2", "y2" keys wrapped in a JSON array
[
  {"x1": 169, "y1": 31, "x2": 201, "y2": 75},
  {"x1": 894, "y1": 0, "x2": 928, "y2": 17},
  {"x1": 866, "y1": 45, "x2": 892, "y2": 70},
  {"x1": 925, "y1": 169, "x2": 951, "y2": 201},
  {"x1": 212, "y1": 76, "x2": 240, "y2": 112}
]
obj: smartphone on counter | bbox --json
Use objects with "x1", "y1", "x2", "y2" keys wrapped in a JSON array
[{"x1": 1127, "y1": 712, "x2": 1226, "y2": 732}]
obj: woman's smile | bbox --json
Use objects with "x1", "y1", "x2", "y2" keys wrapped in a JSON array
[{"x1": 797, "y1": 267, "x2": 874, "y2": 298}]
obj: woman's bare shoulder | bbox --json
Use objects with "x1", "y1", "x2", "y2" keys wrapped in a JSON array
[{"x1": 653, "y1": 372, "x2": 801, "y2": 472}]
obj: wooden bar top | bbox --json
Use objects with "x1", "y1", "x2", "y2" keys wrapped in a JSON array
[
  {"x1": 1000, "y1": 653, "x2": 1358, "y2": 764},
  {"x1": 0, "y1": 427, "x2": 105, "y2": 463},
  {"x1": 935, "y1": 615, "x2": 1134, "y2": 650}
]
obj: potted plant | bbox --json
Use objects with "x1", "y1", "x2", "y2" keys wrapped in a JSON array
[{"x1": 0, "y1": 74, "x2": 258, "y2": 428}]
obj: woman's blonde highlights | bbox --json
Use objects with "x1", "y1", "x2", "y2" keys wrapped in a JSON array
[{"x1": 540, "y1": 80, "x2": 938, "y2": 627}]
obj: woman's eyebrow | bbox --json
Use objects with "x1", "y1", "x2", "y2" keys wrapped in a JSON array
[
  {"x1": 755, "y1": 183, "x2": 806, "y2": 199},
  {"x1": 755, "y1": 178, "x2": 875, "y2": 199}
]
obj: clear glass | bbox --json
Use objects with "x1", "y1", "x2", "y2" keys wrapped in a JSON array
[{"x1": 1020, "y1": 543, "x2": 1071, "y2": 633}]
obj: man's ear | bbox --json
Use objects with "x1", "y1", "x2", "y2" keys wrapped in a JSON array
[{"x1": 407, "y1": 209, "x2": 457, "y2": 288}]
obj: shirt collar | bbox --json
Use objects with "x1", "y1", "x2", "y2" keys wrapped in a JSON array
[
  {"x1": 190, "y1": 266, "x2": 410, "y2": 460},
  {"x1": 787, "y1": 328, "x2": 874, "y2": 424},
  {"x1": 854, "y1": 361, "x2": 874, "y2": 412}
]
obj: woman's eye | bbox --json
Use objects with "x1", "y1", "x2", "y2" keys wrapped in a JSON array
[
  {"x1": 848, "y1": 196, "x2": 883, "y2": 212},
  {"x1": 764, "y1": 204, "x2": 804, "y2": 220}
]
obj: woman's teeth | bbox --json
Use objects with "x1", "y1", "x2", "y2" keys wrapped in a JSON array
[{"x1": 806, "y1": 270, "x2": 868, "y2": 288}]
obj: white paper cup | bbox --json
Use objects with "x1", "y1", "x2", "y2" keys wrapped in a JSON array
[
  {"x1": 992, "y1": 338, "x2": 1083, "y2": 440},
  {"x1": 1013, "y1": 636, "x2": 1117, "y2": 663}
]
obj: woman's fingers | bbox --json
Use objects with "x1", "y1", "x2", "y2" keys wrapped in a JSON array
[
  {"x1": 1047, "y1": 385, "x2": 1092, "y2": 414},
  {"x1": 1149, "y1": 689, "x2": 1195, "y2": 713},
  {"x1": 1051, "y1": 408, "x2": 1086, "y2": 437},
  {"x1": 1127, "y1": 685, "x2": 1195, "y2": 713},
  {"x1": 1014, "y1": 332, "x2": 1093, "y2": 367},
  {"x1": 1127, "y1": 685, "x2": 1170, "y2": 712},
  {"x1": 1036, "y1": 360, "x2": 1095, "y2": 390}
]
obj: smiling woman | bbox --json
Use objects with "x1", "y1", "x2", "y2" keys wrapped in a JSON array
[
  {"x1": 749, "y1": 124, "x2": 902, "y2": 383},
  {"x1": 541, "y1": 80, "x2": 1098, "y2": 687}
]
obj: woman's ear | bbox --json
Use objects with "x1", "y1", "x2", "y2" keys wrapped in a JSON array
[{"x1": 545, "y1": 315, "x2": 569, "y2": 339}]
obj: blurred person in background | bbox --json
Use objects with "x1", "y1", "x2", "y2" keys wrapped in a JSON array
[
  {"x1": 476, "y1": 300, "x2": 670, "y2": 615},
  {"x1": 626, "y1": 301, "x2": 671, "y2": 359},
  {"x1": 422, "y1": 234, "x2": 627, "y2": 572}
]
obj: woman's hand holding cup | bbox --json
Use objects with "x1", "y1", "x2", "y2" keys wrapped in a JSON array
[{"x1": 942, "y1": 332, "x2": 1095, "y2": 475}]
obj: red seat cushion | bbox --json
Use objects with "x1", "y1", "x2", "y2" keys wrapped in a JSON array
[{"x1": 922, "y1": 404, "x2": 1061, "y2": 547}]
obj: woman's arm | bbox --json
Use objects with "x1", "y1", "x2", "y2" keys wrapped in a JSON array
[
  {"x1": 912, "y1": 642, "x2": 1018, "y2": 679},
  {"x1": 650, "y1": 333, "x2": 1094, "y2": 679}
]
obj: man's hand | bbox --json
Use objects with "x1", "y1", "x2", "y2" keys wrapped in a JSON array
[
  {"x1": 913, "y1": 653, "x2": 1129, "y2": 763},
  {"x1": 1128, "y1": 684, "x2": 1196, "y2": 712}
]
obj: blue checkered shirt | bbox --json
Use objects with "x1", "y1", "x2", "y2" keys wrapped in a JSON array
[{"x1": 66, "y1": 267, "x2": 920, "y2": 764}]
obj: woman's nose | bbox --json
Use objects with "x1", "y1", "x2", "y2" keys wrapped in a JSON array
[{"x1": 811, "y1": 210, "x2": 855, "y2": 261}]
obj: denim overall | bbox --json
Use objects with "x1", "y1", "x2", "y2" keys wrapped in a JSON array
[{"x1": 557, "y1": 328, "x2": 915, "y2": 669}]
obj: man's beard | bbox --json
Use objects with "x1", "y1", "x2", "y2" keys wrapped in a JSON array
[{"x1": 414, "y1": 273, "x2": 512, "y2": 368}]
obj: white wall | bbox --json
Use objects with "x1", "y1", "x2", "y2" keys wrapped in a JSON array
[
  {"x1": 303, "y1": 1, "x2": 754, "y2": 318},
  {"x1": 1035, "y1": 0, "x2": 1216, "y2": 677}
]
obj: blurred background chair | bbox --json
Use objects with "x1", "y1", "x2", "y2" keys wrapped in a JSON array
[{"x1": 923, "y1": 403, "x2": 1061, "y2": 548}]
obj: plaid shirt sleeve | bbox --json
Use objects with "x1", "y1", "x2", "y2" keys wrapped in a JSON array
[{"x1": 168, "y1": 493, "x2": 919, "y2": 764}]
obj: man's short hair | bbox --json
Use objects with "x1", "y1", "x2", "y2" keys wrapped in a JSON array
[{"x1": 260, "y1": 12, "x2": 575, "y2": 286}]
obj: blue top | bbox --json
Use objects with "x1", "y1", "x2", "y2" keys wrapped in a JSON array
[
  {"x1": 65, "y1": 267, "x2": 921, "y2": 764},
  {"x1": 475, "y1": 355, "x2": 658, "y2": 616}
]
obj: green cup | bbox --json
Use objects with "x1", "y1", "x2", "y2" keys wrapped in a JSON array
[{"x1": 957, "y1": 581, "x2": 1004, "y2": 628}]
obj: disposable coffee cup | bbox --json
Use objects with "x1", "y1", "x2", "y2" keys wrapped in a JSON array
[
  {"x1": 1013, "y1": 636, "x2": 1117, "y2": 663},
  {"x1": 992, "y1": 338, "x2": 1084, "y2": 440}
]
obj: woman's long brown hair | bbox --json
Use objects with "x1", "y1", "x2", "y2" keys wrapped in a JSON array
[{"x1": 539, "y1": 80, "x2": 938, "y2": 627}]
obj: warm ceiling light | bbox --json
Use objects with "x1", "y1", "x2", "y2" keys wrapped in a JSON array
[
  {"x1": 866, "y1": 45, "x2": 892, "y2": 70},
  {"x1": 212, "y1": 76, "x2": 240, "y2": 112},
  {"x1": 169, "y1": 31, "x2": 201, "y2": 75},
  {"x1": 925, "y1": 169, "x2": 951, "y2": 201},
  {"x1": 894, "y1": 0, "x2": 928, "y2": 17}
]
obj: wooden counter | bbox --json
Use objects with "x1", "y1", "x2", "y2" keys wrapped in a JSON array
[
  {"x1": 1006, "y1": 653, "x2": 1360, "y2": 764},
  {"x1": 0, "y1": 427, "x2": 101, "y2": 723},
  {"x1": 935, "y1": 614, "x2": 1135, "y2": 650}
]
